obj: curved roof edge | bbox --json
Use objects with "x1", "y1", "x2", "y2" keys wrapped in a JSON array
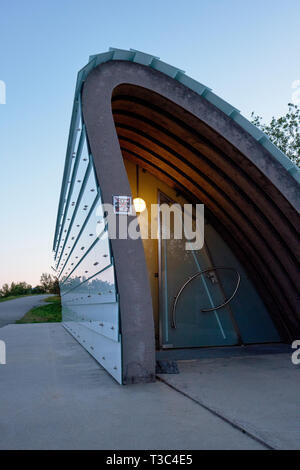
[
  {"x1": 85, "y1": 47, "x2": 300, "y2": 181},
  {"x1": 53, "y1": 47, "x2": 300, "y2": 250}
]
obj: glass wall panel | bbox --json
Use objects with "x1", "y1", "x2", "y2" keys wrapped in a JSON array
[
  {"x1": 54, "y1": 107, "x2": 82, "y2": 255},
  {"x1": 60, "y1": 233, "x2": 111, "y2": 292},
  {"x1": 54, "y1": 94, "x2": 122, "y2": 384},
  {"x1": 56, "y1": 165, "x2": 99, "y2": 273},
  {"x1": 58, "y1": 197, "x2": 104, "y2": 278},
  {"x1": 55, "y1": 140, "x2": 90, "y2": 268},
  {"x1": 62, "y1": 265, "x2": 117, "y2": 306}
]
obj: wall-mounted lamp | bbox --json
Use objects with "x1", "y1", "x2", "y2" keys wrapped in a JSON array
[
  {"x1": 133, "y1": 165, "x2": 146, "y2": 213},
  {"x1": 133, "y1": 197, "x2": 146, "y2": 213}
]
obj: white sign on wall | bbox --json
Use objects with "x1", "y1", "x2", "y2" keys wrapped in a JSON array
[{"x1": 113, "y1": 196, "x2": 132, "y2": 215}]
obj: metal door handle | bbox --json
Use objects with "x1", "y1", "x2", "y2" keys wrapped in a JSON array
[{"x1": 171, "y1": 267, "x2": 240, "y2": 329}]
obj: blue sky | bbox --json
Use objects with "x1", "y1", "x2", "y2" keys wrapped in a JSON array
[{"x1": 0, "y1": 0, "x2": 299, "y2": 287}]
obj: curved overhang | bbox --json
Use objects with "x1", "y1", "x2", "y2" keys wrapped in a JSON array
[{"x1": 55, "y1": 48, "x2": 300, "y2": 356}]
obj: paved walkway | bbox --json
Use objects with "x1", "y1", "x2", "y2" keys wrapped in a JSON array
[
  {"x1": 0, "y1": 323, "x2": 264, "y2": 450},
  {"x1": 158, "y1": 349, "x2": 300, "y2": 450},
  {"x1": 0, "y1": 295, "x2": 52, "y2": 328}
]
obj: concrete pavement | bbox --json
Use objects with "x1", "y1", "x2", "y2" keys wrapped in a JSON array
[
  {"x1": 0, "y1": 323, "x2": 264, "y2": 450},
  {"x1": 0, "y1": 295, "x2": 52, "y2": 328},
  {"x1": 158, "y1": 350, "x2": 300, "y2": 450}
]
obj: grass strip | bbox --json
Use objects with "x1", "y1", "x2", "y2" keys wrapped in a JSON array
[{"x1": 16, "y1": 296, "x2": 62, "y2": 324}]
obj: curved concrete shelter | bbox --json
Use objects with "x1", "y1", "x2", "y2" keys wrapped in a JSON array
[{"x1": 54, "y1": 48, "x2": 300, "y2": 384}]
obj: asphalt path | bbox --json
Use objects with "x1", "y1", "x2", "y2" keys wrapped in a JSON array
[{"x1": 0, "y1": 295, "x2": 53, "y2": 327}]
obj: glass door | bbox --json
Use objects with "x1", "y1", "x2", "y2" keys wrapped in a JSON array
[{"x1": 159, "y1": 192, "x2": 241, "y2": 348}]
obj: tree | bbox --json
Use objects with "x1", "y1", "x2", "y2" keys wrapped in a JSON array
[
  {"x1": 49, "y1": 277, "x2": 60, "y2": 295},
  {"x1": 0, "y1": 284, "x2": 10, "y2": 297},
  {"x1": 9, "y1": 282, "x2": 32, "y2": 296},
  {"x1": 0, "y1": 283, "x2": 10, "y2": 297},
  {"x1": 31, "y1": 285, "x2": 46, "y2": 294},
  {"x1": 251, "y1": 103, "x2": 300, "y2": 167},
  {"x1": 0, "y1": 282, "x2": 32, "y2": 297},
  {"x1": 40, "y1": 273, "x2": 53, "y2": 293},
  {"x1": 40, "y1": 273, "x2": 60, "y2": 295}
]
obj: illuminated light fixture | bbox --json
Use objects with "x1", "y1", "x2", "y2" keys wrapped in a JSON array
[
  {"x1": 133, "y1": 197, "x2": 146, "y2": 213},
  {"x1": 133, "y1": 165, "x2": 146, "y2": 213}
]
